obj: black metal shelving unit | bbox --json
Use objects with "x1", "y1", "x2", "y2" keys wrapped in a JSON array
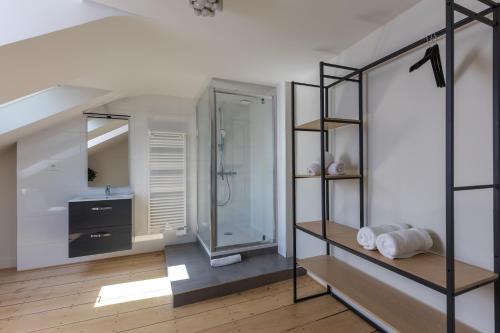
[{"x1": 291, "y1": 1, "x2": 500, "y2": 332}]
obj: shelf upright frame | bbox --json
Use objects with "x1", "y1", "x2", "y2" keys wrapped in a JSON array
[
  {"x1": 291, "y1": 81, "x2": 330, "y2": 303},
  {"x1": 292, "y1": 3, "x2": 500, "y2": 331},
  {"x1": 291, "y1": 59, "x2": 364, "y2": 303},
  {"x1": 494, "y1": 4, "x2": 500, "y2": 332},
  {"x1": 445, "y1": 1, "x2": 456, "y2": 331}
]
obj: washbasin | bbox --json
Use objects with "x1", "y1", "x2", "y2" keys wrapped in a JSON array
[{"x1": 68, "y1": 194, "x2": 134, "y2": 202}]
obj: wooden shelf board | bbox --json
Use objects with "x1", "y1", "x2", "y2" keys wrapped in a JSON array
[
  {"x1": 295, "y1": 118, "x2": 360, "y2": 131},
  {"x1": 296, "y1": 221, "x2": 498, "y2": 294},
  {"x1": 298, "y1": 255, "x2": 478, "y2": 333},
  {"x1": 295, "y1": 174, "x2": 362, "y2": 180}
]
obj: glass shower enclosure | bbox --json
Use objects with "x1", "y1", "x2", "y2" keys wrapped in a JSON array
[{"x1": 197, "y1": 80, "x2": 276, "y2": 256}]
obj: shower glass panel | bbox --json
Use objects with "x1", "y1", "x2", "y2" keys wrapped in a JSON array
[
  {"x1": 196, "y1": 89, "x2": 211, "y2": 249},
  {"x1": 214, "y1": 92, "x2": 275, "y2": 250}
]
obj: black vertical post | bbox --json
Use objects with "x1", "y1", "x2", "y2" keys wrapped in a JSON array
[
  {"x1": 320, "y1": 63, "x2": 327, "y2": 239},
  {"x1": 493, "y1": 6, "x2": 500, "y2": 333},
  {"x1": 291, "y1": 81, "x2": 298, "y2": 303},
  {"x1": 325, "y1": 87, "x2": 331, "y2": 253},
  {"x1": 358, "y1": 72, "x2": 364, "y2": 229},
  {"x1": 325, "y1": 85, "x2": 332, "y2": 294},
  {"x1": 445, "y1": 1, "x2": 455, "y2": 332}
]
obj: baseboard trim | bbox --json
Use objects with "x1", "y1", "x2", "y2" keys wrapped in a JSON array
[{"x1": 0, "y1": 257, "x2": 16, "y2": 269}]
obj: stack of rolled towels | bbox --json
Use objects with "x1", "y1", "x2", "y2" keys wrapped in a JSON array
[
  {"x1": 307, "y1": 152, "x2": 345, "y2": 176},
  {"x1": 356, "y1": 223, "x2": 433, "y2": 259}
]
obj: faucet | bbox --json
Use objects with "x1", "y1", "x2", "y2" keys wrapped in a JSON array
[{"x1": 105, "y1": 185, "x2": 111, "y2": 197}]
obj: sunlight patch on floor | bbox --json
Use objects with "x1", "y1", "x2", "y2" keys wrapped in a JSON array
[
  {"x1": 94, "y1": 264, "x2": 190, "y2": 307},
  {"x1": 168, "y1": 264, "x2": 190, "y2": 282},
  {"x1": 94, "y1": 277, "x2": 172, "y2": 307}
]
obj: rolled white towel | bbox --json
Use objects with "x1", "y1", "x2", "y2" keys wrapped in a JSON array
[
  {"x1": 356, "y1": 224, "x2": 410, "y2": 250},
  {"x1": 307, "y1": 152, "x2": 335, "y2": 176},
  {"x1": 376, "y1": 228, "x2": 433, "y2": 259},
  {"x1": 307, "y1": 162, "x2": 321, "y2": 176},
  {"x1": 317, "y1": 152, "x2": 334, "y2": 169},
  {"x1": 210, "y1": 254, "x2": 242, "y2": 267},
  {"x1": 327, "y1": 162, "x2": 345, "y2": 175}
]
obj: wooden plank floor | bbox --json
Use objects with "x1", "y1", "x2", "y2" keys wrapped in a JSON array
[{"x1": 0, "y1": 252, "x2": 375, "y2": 333}]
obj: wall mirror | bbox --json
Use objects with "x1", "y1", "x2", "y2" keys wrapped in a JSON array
[{"x1": 86, "y1": 114, "x2": 130, "y2": 187}]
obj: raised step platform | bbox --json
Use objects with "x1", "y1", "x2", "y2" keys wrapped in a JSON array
[{"x1": 165, "y1": 242, "x2": 304, "y2": 307}]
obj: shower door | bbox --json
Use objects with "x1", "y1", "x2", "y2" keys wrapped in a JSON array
[{"x1": 213, "y1": 91, "x2": 275, "y2": 250}]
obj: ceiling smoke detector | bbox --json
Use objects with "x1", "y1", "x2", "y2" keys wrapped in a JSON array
[{"x1": 189, "y1": 0, "x2": 222, "y2": 17}]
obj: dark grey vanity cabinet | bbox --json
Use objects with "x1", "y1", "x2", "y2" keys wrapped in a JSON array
[{"x1": 69, "y1": 198, "x2": 132, "y2": 258}]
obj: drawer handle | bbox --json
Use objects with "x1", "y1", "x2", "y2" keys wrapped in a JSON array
[
  {"x1": 91, "y1": 206, "x2": 113, "y2": 211},
  {"x1": 90, "y1": 232, "x2": 112, "y2": 238}
]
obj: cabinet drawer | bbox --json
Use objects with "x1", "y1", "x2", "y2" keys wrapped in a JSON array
[
  {"x1": 69, "y1": 225, "x2": 132, "y2": 258},
  {"x1": 69, "y1": 199, "x2": 132, "y2": 231}
]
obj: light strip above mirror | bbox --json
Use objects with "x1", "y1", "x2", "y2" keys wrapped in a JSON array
[{"x1": 84, "y1": 112, "x2": 130, "y2": 120}]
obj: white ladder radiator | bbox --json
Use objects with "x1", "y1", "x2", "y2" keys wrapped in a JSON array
[{"x1": 148, "y1": 130, "x2": 187, "y2": 235}]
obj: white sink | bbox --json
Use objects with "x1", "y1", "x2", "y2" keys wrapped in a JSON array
[{"x1": 68, "y1": 194, "x2": 134, "y2": 202}]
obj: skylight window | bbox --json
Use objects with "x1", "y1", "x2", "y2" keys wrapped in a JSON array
[{"x1": 88, "y1": 124, "x2": 129, "y2": 149}]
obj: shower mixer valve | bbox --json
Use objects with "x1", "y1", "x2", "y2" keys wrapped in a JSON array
[{"x1": 217, "y1": 170, "x2": 237, "y2": 177}]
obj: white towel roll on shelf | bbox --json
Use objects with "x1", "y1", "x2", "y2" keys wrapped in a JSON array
[
  {"x1": 306, "y1": 152, "x2": 335, "y2": 176},
  {"x1": 327, "y1": 162, "x2": 345, "y2": 176},
  {"x1": 376, "y1": 228, "x2": 433, "y2": 259},
  {"x1": 356, "y1": 224, "x2": 410, "y2": 250},
  {"x1": 307, "y1": 162, "x2": 321, "y2": 176},
  {"x1": 318, "y1": 152, "x2": 335, "y2": 168}
]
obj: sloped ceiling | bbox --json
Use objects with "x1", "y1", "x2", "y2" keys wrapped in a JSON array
[
  {"x1": 0, "y1": 0, "x2": 127, "y2": 46},
  {"x1": 0, "y1": 0, "x2": 421, "y2": 103},
  {"x1": 0, "y1": 85, "x2": 121, "y2": 150}
]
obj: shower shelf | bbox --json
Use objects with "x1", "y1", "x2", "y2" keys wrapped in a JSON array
[{"x1": 294, "y1": 117, "x2": 360, "y2": 131}]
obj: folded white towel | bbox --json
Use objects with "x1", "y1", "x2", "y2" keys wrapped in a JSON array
[
  {"x1": 356, "y1": 224, "x2": 410, "y2": 250},
  {"x1": 307, "y1": 162, "x2": 321, "y2": 176},
  {"x1": 376, "y1": 228, "x2": 433, "y2": 259},
  {"x1": 327, "y1": 162, "x2": 345, "y2": 175}
]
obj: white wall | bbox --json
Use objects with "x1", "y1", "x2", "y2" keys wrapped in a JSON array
[
  {"x1": 295, "y1": 0, "x2": 495, "y2": 331},
  {"x1": 0, "y1": 145, "x2": 17, "y2": 268},
  {"x1": 17, "y1": 94, "x2": 197, "y2": 270}
]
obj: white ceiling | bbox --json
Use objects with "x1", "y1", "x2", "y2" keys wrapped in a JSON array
[{"x1": 0, "y1": 0, "x2": 421, "y2": 103}]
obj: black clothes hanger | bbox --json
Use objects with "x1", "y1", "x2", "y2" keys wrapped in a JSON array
[
  {"x1": 432, "y1": 45, "x2": 446, "y2": 87},
  {"x1": 409, "y1": 37, "x2": 446, "y2": 88},
  {"x1": 427, "y1": 45, "x2": 444, "y2": 87},
  {"x1": 409, "y1": 47, "x2": 432, "y2": 72}
]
